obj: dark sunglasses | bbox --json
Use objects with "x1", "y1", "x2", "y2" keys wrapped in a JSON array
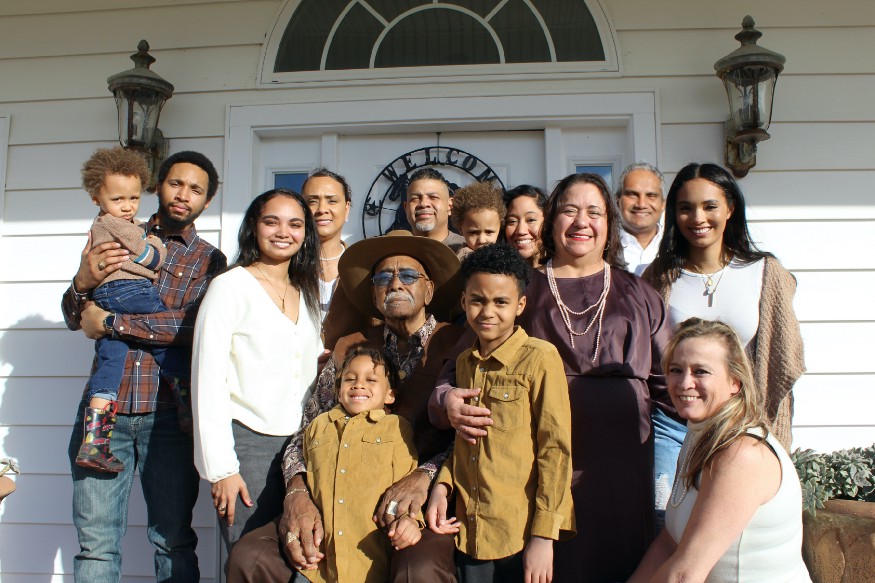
[{"x1": 371, "y1": 269, "x2": 429, "y2": 287}]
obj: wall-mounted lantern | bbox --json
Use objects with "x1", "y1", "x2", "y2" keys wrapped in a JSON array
[
  {"x1": 107, "y1": 40, "x2": 174, "y2": 188},
  {"x1": 714, "y1": 16, "x2": 786, "y2": 178}
]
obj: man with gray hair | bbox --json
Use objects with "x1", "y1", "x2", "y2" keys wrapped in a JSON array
[
  {"x1": 615, "y1": 162, "x2": 683, "y2": 533},
  {"x1": 615, "y1": 162, "x2": 665, "y2": 276}
]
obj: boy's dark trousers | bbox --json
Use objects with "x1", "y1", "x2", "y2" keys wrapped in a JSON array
[{"x1": 455, "y1": 549, "x2": 524, "y2": 582}]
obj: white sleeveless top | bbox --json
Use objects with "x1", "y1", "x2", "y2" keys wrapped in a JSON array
[
  {"x1": 669, "y1": 259, "x2": 765, "y2": 348},
  {"x1": 319, "y1": 277, "x2": 337, "y2": 322},
  {"x1": 666, "y1": 423, "x2": 812, "y2": 582}
]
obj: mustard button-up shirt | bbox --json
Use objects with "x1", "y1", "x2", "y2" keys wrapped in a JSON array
[
  {"x1": 302, "y1": 406, "x2": 421, "y2": 583},
  {"x1": 437, "y1": 326, "x2": 575, "y2": 560}
]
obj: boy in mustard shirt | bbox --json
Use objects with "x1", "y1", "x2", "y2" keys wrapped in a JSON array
[
  {"x1": 296, "y1": 346, "x2": 422, "y2": 583},
  {"x1": 426, "y1": 242, "x2": 575, "y2": 582}
]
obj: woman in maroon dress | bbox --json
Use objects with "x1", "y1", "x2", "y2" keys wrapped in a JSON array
[{"x1": 517, "y1": 173, "x2": 673, "y2": 581}]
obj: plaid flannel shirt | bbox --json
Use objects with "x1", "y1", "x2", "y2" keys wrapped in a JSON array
[{"x1": 62, "y1": 216, "x2": 227, "y2": 414}]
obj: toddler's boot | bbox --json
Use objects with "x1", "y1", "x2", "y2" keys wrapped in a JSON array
[{"x1": 75, "y1": 402, "x2": 124, "y2": 473}]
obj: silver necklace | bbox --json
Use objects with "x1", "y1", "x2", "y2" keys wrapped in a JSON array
[
  {"x1": 687, "y1": 259, "x2": 730, "y2": 307},
  {"x1": 545, "y1": 260, "x2": 610, "y2": 361}
]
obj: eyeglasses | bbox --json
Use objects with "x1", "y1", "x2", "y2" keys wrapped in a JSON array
[{"x1": 371, "y1": 269, "x2": 429, "y2": 287}]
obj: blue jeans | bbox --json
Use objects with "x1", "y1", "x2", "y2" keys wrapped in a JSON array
[
  {"x1": 68, "y1": 403, "x2": 200, "y2": 582},
  {"x1": 653, "y1": 407, "x2": 687, "y2": 532},
  {"x1": 89, "y1": 279, "x2": 187, "y2": 400}
]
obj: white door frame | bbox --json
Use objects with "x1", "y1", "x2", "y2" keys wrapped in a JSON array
[{"x1": 223, "y1": 91, "x2": 660, "y2": 258}]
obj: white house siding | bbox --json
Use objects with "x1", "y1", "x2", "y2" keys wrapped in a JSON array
[{"x1": 0, "y1": 0, "x2": 872, "y2": 580}]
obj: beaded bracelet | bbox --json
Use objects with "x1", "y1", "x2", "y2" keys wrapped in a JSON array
[{"x1": 284, "y1": 487, "x2": 309, "y2": 499}]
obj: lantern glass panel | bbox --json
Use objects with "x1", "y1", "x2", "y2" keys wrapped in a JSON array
[
  {"x1": 114, "y1": 88, "x2": 166, "y2": 149},
  {"x1": 722, "y1": 65, "x2": 778, "y2": 132}
]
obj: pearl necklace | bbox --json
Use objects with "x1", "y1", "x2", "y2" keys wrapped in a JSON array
[
  {"x1": 320, "y1": 252, "x2": 343, "y2": 262},
  {"x1": 545, "y1": 260, "x2": 611, "y2": 361},
  {"x1": 254, "y1": 263, "x2": 290, "y2": 312}
]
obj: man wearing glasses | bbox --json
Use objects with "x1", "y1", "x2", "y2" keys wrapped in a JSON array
[{"x1": 228, "y1": 230, "x2": 466, "y2": 583}]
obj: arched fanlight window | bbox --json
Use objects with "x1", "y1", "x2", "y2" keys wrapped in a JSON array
[{"x1": 260, "y1": 0, "x2": 618, "y2": 83}]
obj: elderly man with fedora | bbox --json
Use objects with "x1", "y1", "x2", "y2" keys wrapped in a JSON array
[{"x1": 227, "y1": 230, "x2": 465, "y2": 583}]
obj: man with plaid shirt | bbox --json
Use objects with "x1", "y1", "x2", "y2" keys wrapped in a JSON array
[{"x1": 62, "y1": 151, "x2": 227, "y2": 582}]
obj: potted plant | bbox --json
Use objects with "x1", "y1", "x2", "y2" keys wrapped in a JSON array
[{"x1": 792, "y1": 444, "x2": 875, "y2": 583}]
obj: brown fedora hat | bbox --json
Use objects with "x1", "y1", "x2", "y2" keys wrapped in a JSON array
[{"x1": 338, "y1": 230, "x2": 462, "y2": 322}]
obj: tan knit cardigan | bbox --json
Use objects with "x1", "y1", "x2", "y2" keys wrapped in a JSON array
[{"x1": 649, "y1": 256, "x2": 805, "y2": 450}]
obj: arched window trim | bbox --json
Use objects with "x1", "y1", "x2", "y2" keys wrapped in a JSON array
[{"x1": 258, "y1": 0, "x2": 620, "y2": 87}]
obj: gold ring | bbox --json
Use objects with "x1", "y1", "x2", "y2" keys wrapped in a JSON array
[
  {"x1": 98, "y1": 261, "x2": 106, "y2": 271},
  {"x1": 286, "y1": 532, "x2": 299, "y2": 545}
]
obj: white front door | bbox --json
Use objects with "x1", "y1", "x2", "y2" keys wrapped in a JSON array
[
  {"x1": 255, "y1": 126, "x2": 632, "y2": 245},
  {"x1": 224, "y1": 92, "x2": 658, "y2": 257}
]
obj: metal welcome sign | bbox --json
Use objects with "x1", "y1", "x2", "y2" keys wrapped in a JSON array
[{"x1": 361, "y1": 146, "x2": 505, "y2": 237}]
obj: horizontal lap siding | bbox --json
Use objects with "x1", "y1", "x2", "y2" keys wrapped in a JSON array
[
  {"x1": 608, "y1": 1, "x2": 875, "y2": 29},
  {"x1": 0, "y1": 2, "x2": 873, "y2": 581},
  {"x1": 2, "y1": 190, "x2": 224, "y2": 236},
  {"x1": 0, "y1": 231, "x2": 221, "y2": 283},
  {"x1": 0, "y1": 2, "x2": 276, "y2": 58},
  {"x1": 5, "y1": 139, "x2": 225, "y2": 190},
  {"x1": 0, "y1": 473, "x2": 216, "y2": 527},
  {"x1": 0, "y1": 0, "x2": 234, "y2": 551},
  {"x1": 617, "y1": 27, "x2": 875, "y2": 76},
  {"x1": 0, "y1": 523, "x2": 216, "y2": 578}
]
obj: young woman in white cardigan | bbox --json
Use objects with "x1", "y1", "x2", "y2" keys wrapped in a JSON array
[{"x1": 192, "y1": 189, "x2": 322, "y2": 549}]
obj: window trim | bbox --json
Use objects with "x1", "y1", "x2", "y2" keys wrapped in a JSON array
[
  {"x1": 572, "y1": 156, "x2": 623, "y2": 191},
  {"x1": 258, "y1": 0, "x2": 620, "y2": 87}
]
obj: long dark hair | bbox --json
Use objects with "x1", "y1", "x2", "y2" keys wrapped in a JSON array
[
  {"x1": 235, "y1": 188, "x2": 322, "y2": 325},
  {"x1": 647, "y1": 163, "x2": 771, "y2": 289},
  {"x1": 540, "y1": 173, "x2": 627, "y2": 269}
]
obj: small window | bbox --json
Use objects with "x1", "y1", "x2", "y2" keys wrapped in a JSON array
[
  {"x1": 274, "y1": 172, "x2": 308, "y2": 192},
  {"x1": 576, "y1": 164, "x2": 613, "y2": 190}
]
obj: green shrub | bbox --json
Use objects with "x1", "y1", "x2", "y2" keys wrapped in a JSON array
[{"x1": 791, "y1": 444, "x2": 875, "y2": 515}]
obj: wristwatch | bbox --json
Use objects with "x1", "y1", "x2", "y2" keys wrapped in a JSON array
[{"x1": 103, "y1": 314, "x2": 115, "y2": 335}]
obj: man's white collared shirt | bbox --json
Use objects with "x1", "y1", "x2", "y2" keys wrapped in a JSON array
[{"x1": 620, "y1": 223, "x2": 663, "y2": 276}]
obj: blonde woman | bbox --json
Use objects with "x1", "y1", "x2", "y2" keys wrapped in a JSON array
[{"x1": 629, "y1": 318, "x2": 810, "y2": 583}]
